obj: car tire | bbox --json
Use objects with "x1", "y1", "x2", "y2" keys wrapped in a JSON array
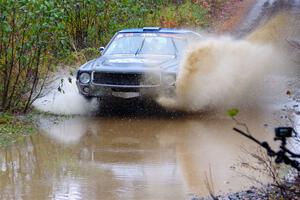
[{"x1": 83, "y1": 96, "x2": 93, "y2": 101}]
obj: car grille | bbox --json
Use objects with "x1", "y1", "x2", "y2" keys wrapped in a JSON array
[{"x1": 92, "y1": 72, "x2": 160, "y2": 86}]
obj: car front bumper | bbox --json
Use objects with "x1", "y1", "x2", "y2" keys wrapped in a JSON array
[{"x1": 76, "y1": 81, "x2": 175, "y2": 99}]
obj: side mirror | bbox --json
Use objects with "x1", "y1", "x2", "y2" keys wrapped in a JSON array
[{"x1": 99, "y1": 46, "x2": 105, "y2": 54}]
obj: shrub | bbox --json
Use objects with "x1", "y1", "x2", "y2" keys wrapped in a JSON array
[{"x1": 0, "y1": 0, "x2": 68, "y2": 113}]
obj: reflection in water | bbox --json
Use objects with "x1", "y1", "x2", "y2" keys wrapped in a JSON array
[
  {"x1": 0, "y1": 110, "x2": 278, "y2": 200},
  {"x1": 38, "y1": 117, "x2": 89, "y2": 145}
]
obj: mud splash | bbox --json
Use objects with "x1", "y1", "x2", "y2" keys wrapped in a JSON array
[
  {"x1": 33, "y1": 77, "x2": 99, "y2": 115},
  {"x1": 158, "y1": 13, "x2": 298, "y2": 112}
]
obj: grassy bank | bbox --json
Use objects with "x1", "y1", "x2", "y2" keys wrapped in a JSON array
[{"x1": 0, "y1": 113, "x2": 36, "y2": 147}]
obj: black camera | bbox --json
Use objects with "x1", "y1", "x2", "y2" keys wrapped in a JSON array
[{"x1": 275, "y1": 127, "x2": 293, "y2": 138}]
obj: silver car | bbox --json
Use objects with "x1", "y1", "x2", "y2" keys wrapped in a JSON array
[{"x1": 76, "y1": 27, "x2": 200, "y2": 100}]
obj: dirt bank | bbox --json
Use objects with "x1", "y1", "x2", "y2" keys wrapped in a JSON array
[{"x1": 212, "y1": 0, "x2": 257, "y2": 33}]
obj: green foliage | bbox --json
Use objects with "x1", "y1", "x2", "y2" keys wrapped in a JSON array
[
  {"x1": 156, "y1": 1, "x2": 209, "y2": 28},
  {"x1": 0, "y1": 0, "x2": 68, "y2": 112},
  {"x1": 61, "y1": 47, "x2": 99, "y2": 66},
  {"x1": 60, "y1": 0, "x2": 210, "y2": 49},
  {"x1": 227, "y1": 108, "x2": 239, "y2": 117},
  {"x1": 0, "y1": 0, "x2": 211, "y2": 112},
  {"x1": 81, "y1": 47, "x2": 100, "y2": 61},
  {"x1": 60, "y1": 0, "x2": 154, "y2": 49},
  {"x1": 61, "y1": 51, "x2": 87, "y2": 66},
  {"x1": 0, "y1": 113, "x2": 13, "y2": 124}
]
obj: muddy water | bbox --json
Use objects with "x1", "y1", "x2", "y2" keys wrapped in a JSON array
[
  {"x1": 1, "y1": 1, "x2": 300, "y2": 200},
  {"x1": 0, "y1": 108, "x2": 282, "y2": 199}
]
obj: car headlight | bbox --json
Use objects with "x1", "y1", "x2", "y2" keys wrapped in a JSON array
[
  {"x1": 79, "y1": 72, "x2": 91, "y2": 84},
  {"x1": 162, "y1": 73, "x2": 176, "y2": 86}
]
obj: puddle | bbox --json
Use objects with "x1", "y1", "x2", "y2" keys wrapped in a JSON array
[
  {"x1": 0, "y1": 108, "x2": 288, "y2": 199},
  {"x1": 1, "y1": 84, "x2": 299, "y2": 200},
  {"x1": 1, "y1": 0, "x2": 299, "y2": 199}
]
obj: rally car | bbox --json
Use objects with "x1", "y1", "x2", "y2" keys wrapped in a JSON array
[{"x1": 76, "y1": 27, "x2": 200, "y2": 99}]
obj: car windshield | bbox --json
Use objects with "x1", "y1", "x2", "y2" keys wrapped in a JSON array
[{"x1": 104, "y1": 33, "x2": 187, "y2": 55}]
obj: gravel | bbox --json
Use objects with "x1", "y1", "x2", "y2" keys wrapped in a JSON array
[{"x1": 191, "y1": 183, "x2": 300, "y2": 200}]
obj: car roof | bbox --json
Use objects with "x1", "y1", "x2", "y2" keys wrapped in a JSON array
[{"x1": 118, "y1": 27, "x2": 197, "y2": 34}]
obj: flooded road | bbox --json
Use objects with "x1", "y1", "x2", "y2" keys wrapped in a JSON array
[
  {"x1": 1, "y1": 0, "x2": 300, "y2": 199},
  {"x1": 0, "y1": 107, "x2": 283, "y2": 199}
]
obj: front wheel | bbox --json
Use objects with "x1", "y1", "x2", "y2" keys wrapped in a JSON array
[{"x1": 82, "y1": 95, "x2": 94, "y2": 101}]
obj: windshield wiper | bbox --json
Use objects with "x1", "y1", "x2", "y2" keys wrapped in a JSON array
[
  {"x1": 135, "y1": 37, "x2": 146, "y2": 56},
  {"x1": 171, "y1": 38, "x2": 178, "y2": 58}
]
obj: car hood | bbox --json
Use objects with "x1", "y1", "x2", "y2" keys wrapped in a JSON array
[{"x1": 80, "y1": 55, "x2": 179, "y2": 73}]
